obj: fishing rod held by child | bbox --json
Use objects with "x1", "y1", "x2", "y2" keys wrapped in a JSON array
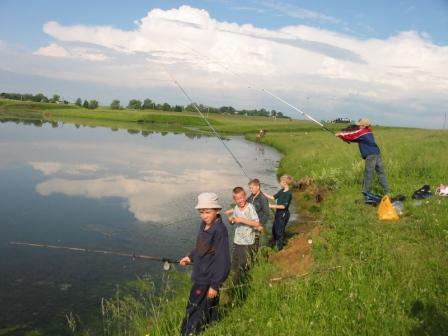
[
  {"x1": 179, "y1": 192, "x2": 230, "y2": 336},
  {"x1": 336, "y1": 118, "x2": 391, "y2": 202}
]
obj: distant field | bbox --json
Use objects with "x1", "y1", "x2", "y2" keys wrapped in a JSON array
[{"x1": 0, "y1": 98, "x2": 341, "y2": 134}]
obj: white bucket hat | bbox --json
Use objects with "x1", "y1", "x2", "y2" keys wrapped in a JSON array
[{"x1": 195, "y1": 192, "x2": 222, "y2": 209}]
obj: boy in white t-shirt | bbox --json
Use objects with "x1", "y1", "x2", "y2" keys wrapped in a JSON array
[{"x1": 226, "y1": 186, "x2": 263, "y2": 283}]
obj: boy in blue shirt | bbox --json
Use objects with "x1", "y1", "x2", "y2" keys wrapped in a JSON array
[
  {"x1": 336, "y1": 118, "x2": 390, "y2": 196},
  {"x1": 179, "y1": 192, "x2": 230, "y2": 335}
]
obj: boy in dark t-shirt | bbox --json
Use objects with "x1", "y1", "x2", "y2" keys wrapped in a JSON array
[{"x1": 264, "y1": 175, "x2": 293, "y2": 250}]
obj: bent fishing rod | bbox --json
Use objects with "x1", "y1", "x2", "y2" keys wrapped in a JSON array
[
  {"x1": 176, "y1": 41, "x2": 336, "y2": 136},
  {"x1": 162, "y1": 65, "x2": 252, "y2": 180},
  {"x1": 9, "y1": 241, "x2": 181, "y2": 270}
]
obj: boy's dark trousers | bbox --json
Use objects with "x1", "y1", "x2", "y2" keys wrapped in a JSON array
[
  {"x1": 231, "y1": 244, "x2": 256, "y2": 284},
  {"x1": 363, "y1": 154, "x2": 390, "y2": 194},
  {"x1": 180, "y1": 284, "x2": 219, "y2": 336},
  {"x1": 272, "y1": 209, "x2": 290, "y2": 250}
]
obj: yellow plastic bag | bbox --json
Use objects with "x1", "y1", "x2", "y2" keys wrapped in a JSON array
[{"x1": 377, "y1": 195, "x2": 399, "y2": 221}]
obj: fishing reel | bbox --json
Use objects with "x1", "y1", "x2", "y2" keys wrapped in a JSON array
[{"x1": 162, "y1": 258, "x2": 179, "y2": 271}]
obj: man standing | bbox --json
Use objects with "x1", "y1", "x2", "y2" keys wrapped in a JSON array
[{"x1": 336, "y1": 118, "x2": 390, "y2": 196}]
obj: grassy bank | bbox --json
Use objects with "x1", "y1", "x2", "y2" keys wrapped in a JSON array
[
  {"x1": 103, "y1": 129, "x2": 447, "y2": 336},
  {"x1": 203, "y1": 129, "x2": 448, "y2": 335},
  {"x1": 1, "y1": 99, "x2": 447, "y2": 335}
]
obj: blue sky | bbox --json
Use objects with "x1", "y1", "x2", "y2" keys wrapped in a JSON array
[
  {"x1": 0, "y1": 0, "x2": 447, "y2": 127},
  {"x1": 1, "y1": 0, "x2": 447, "y2": 47}
]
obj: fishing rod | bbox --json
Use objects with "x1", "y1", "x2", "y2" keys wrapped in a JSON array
[
  {"x1": 162, "y1": 65, "x2": 251, "y2": 180},
  {"x1": 260, "y1": 88, "x2": 335, "y2": 135},
  {"x1": 10, "y1": 241, "x2": 181, "y2": 271},
  {"x1": 176, "y1": 41, "x2": 336, "y2": 136},
  {"x1": 161, "y1": 67, "x2": 282, "y2": 230}
]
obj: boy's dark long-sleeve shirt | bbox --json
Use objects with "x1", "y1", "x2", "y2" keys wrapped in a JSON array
[
  {"x1": 274, "y1": 189, "x2": 292, "y2": 210},
  {"x1": 247, "y1": 192, "x2": 270, "y2": 226},
  {"x1": 188, "y1": 216, "x2": 230, "y2": 290},
  {"x1": 337, "y1": 126, "x2": 380, "y2": 159}
]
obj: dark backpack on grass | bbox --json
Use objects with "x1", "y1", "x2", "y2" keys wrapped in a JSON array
[
  {"x1": 363, "y1": 192, "x2": 381, "y2": 206},
  {"x1": 412, "y1": 185, "x2": 432, "y2": 199}
]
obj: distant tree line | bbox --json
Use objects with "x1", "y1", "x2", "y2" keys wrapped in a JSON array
[
  {"x1": 120, "y1": 98, "x2": 289, "y2": 118},
  {"x1": 1, "y1": 92, "x2": 290, "y2": 118},
  {"x1": 0, "y1": 92, "x2": 68, "y2": 104},
  {"x1": 75, "y1": 98, "x2": 98, "y2": 109}
]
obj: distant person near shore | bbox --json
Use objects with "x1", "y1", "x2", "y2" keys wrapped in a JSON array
[
  {"x1": 264, "y1": 175, "x2": 293, "y2": 251},
  {"x1": 336, "y1": 118, "x2": 390, "y2": 197},
  {"x1": 179, "y1": 192, "x2": 230, "y2": 336}
]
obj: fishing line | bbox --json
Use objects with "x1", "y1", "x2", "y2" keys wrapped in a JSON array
[
  {"x1": 161, "y1": 64, "x2": 251, "y2": 180},
  {"x1": 176, "y1": 41, "x2": 336, "y2": 136},
  {"x1": 10, "y1": 241, "x2": 179, "y2": 268}
]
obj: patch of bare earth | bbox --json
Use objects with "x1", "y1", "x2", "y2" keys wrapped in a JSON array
[{"x1": 269, "y1": 177, "x2": 328, "y2": 281}]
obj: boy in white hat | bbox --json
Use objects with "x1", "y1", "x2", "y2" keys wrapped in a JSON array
[
  {"x1": 179, "y1": 192, "x2": 230, "y2": 336},
  {"x1": 336, "y1": 118, "x2": 390, "y2": 196}
]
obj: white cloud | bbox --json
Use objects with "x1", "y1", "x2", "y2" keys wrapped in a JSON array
[
  {"x1": 1, "y1": 5, "x2": 447, "y2": 127},
  {"x1": 251, "y1": 0, "x2": 340, "y2": 23},
  {"x1": 34, "y1": 42, "x2": 110, "y2": 61},
  {"x1": 36, "y1": 6, "x2": 448, "y2": 93},
  {"x1": 230, "y1": 5, "x2": 265, "y2": 13},
  {"x1": 34, "y1": 43, "x2": 70, "y2": 58}
]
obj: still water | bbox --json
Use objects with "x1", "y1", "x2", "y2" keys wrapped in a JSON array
[{"x1": 0, "y1": 121, "x2": 281, "y2": 333}]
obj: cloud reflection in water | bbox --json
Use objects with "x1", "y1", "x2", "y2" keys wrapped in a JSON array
[{"x1": 6, "y1": 129, "x2": 281, "y2": 224}]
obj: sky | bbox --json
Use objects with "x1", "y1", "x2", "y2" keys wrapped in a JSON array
[{"x1": 0, "y1": 0, "x2": 447, "y2": 128}]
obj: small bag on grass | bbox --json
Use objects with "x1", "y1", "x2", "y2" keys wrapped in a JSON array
[{"x1": 377, "y1": 195, "x2": 399, "y2": 221}]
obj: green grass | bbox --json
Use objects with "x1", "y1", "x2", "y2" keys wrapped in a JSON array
[
  {"x1": 0, "y1": 98, "x2": 329, "y2": 135},
  {"x1": 94, "y1": 130, "x2": 448, "y2": 336},
  {"x1": 2, "y1": 98, "x2": 447, "y2": 335},
  {"x1": 155, "y1": 130, "x2": 447, "y2": 336},
  {"x1": 202, "y1": 130, "x2": 448, "y2": 335}
]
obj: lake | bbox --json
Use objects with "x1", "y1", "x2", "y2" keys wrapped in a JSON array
[{"x1": 0, "y1": 120, "x2": 281, "y2": 334}]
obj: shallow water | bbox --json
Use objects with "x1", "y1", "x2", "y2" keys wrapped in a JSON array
[{"x1": 0, "y1": 120, "x2": 281, "y2": 333}]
